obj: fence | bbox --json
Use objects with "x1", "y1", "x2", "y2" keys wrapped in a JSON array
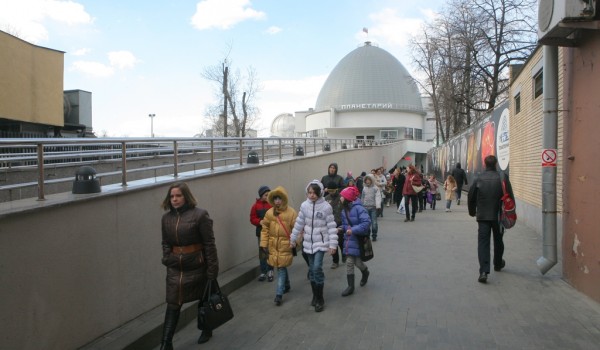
[{"x1": 0, "y1": 137, "x2": 387, "y2": 202}]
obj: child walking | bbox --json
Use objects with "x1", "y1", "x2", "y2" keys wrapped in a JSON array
[
  {"x1": 250, "y1": 185, "x2": 273, "y2": 281},
  {"x1": 260, "y1": 186, "x2": 298, "y2": 306},
  {"x1": 339, "y1": 186, "x2": 371, "y2": 297},
  {"x1": 291, "y1": 180, "x2": 338, "y2": 312},
  {"x1": 428, "y1": 174, "x2": 439, "y2": 210},
  {"x1": 444, "y1": 175, "x2": 458, "y2": 212}
]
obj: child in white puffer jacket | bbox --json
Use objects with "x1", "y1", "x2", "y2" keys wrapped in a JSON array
[{"x1": 290, "y1": 179, "x2": 338, "y2": 312}]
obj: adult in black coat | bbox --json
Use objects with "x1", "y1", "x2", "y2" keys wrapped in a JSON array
[
  {"x1": 468, "y1": 155, "x2": 514, "y2": 284},
  {"x1": 392, "y1": 168, "x2": 405, "y2": 210},
  {"x1": 321, "y1": 163, "x2": 345, "y2": 196},
  {"x1": 451, "y1": 162, "x2": 468, "y2": 205}
]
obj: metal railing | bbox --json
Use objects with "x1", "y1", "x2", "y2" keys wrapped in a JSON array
[{"x1": 0, "y1": 137, "x2": 390, "y2": 201}]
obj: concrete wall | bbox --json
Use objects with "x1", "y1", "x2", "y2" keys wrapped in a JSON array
[{"x1": 0, "y1": 143, "x2": 406, "y2": 349}]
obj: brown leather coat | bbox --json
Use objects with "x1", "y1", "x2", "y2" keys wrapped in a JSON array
[{"x1": 161, "y1": 206, "x2": 219, "y2": 305}]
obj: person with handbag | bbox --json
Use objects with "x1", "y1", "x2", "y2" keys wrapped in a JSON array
[
  {"x1": 402, "y1": 165, "x2": 421, "y2": 222},
  {"x1": 250, "y1": 185, "x2": 274, "y2": 282},
  {"x1": 290, "y1": 180, "x2": 338, "y2": 312},
  {"x1": 444, "y1": 175, "x2": 458, "y2": 212},
  {"x1": 259, "y1": 186, "x2": 298, "y2": 306},
  {"x1": 392, "y1": 168, "x2": 406, "y2": 211},
  {"x1": 159, "y1": 182, "x2": 219, "y2": 349},
  {"x1": 467, "y1": 155, "x2": 514, "y2": 283},
  {"x1": 339, "y1": 186, "x2": 372, "y2": 297}
]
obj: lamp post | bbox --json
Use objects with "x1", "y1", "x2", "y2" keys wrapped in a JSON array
[{"x1": 148, "y1": 113, "x2": 155, "y2": 137}]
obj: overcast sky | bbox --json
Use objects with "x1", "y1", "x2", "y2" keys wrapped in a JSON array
[{"x1": 0, "y1": 0, "x2": 445, "y2": 137}]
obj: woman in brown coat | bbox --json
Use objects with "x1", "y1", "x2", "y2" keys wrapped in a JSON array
[{"x1": 159, "y1": 182, "x2": 219, "y2": 349}]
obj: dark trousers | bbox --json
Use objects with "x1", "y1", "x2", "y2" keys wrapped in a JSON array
[
  {"x1": 456, "y1": 186, "x2": 463, "y2": 201},
  {"x1": 418, "y1": 192, "x2": 427, "y2": 210},
  {"x1": 477, "y1": 220, "x2": 504, "y2": 273},
  {"x1": 404, "y1": 194, "x2": 418, "y2": 220}
]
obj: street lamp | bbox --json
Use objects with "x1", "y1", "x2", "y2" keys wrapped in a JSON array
[{"x1": 148, "y1": 113, "x2": 155, "y2": 137}]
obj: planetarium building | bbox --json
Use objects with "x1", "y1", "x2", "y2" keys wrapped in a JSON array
[{"x1": 293, "y1": 41, "x2": 433, "y2": 160}]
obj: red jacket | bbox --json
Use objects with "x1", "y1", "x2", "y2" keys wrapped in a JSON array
[{"x1": 250, "y1": 198, "x2": 272, "y2": 237}]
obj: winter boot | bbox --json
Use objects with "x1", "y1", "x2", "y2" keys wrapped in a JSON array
[
  {"x1": 341, "y1": 274, "x2": 355, "y2": 297},
  {"x1": 310, "y1": 281, "x2": 317, "y2": 306},
  {"x1": 160, "y1": 307, "x2": 180, "y2": 350},
  {"x1": 360, "y1": 268, "x2": 370, "y2": 287},
  {"x1": 197, "y1": 329, "x2": 212, "y2": 344},
  {"x1": 315, "y1": 284, "x2": 324, "y2": 312}
]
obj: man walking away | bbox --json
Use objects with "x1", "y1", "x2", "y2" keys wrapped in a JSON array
[
  {"x1": 467, "y1": 155, "x2": 514, "y2": 283},
  {"x1": 452, "y1": 162, "x2": 468, "y2": 205}
]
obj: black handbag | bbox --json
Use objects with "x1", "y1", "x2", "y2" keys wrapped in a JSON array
[
  {"x1": 197, "y1": 279, "x2": 234, "y2": 331},
  {"x1": 358, "y1": 236, "x2": 374, "y2": 262}
]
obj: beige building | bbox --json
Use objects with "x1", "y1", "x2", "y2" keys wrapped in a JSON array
[
  {"x1": 0, "y1": 30, "x2": 64, "y2": 135},
  {"x1": 512, "y1": 12, "x2": 600, "y2": 301}
]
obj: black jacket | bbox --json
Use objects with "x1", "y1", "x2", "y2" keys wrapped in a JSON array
[
  {"x1": 468, "y1": 170, "x2": 514, "y2": 221},
  {"x1": 452, "y1": 166, "x2": 468, "y2": 188},
  {"x1": 321, "y1": 163, "x2": 345, "y2": 192}
]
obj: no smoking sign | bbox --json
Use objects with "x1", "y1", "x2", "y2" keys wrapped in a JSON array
[{"x1": 542, "y1": 149, "x2": 557, "y2": 167}]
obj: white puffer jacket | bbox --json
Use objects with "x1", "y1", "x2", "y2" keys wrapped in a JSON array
[{"x1": 291, "y1": 180, "x2": 338, "y2": 253}]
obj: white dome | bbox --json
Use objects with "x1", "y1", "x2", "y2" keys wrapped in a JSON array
[
  {"x1": 315, "y1": 42, "x2": 424, "y2": 114},
  {"x1": 270, "y1": 113, "x2": 295, "y2": 137}
]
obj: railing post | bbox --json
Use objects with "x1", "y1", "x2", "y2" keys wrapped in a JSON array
[
  {"x1": 121, "y1": 142, "x2": 127, "y2": 186},
  {"x1": 36, "y1": 143, "x2": 45, "y2": 201},
  {"x1": 239, "y1": 139, "x2": 243, "y2": 165},
  {"x1": 278, "y1": 139, "x2": 282, "y2": 160},
  {"x1": 210, "y1": 140, "x2": 214, "y2": 170},
  {"x1": 261, "y1": 139, "x2": 265, "y2": 163},
  {"x1": 173, "y1": 141, "x2": 179, "y2": 178}
]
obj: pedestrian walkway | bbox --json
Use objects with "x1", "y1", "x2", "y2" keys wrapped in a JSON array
[{"x1": 158, "y1": 201, "x2": 600, "y2": 350}]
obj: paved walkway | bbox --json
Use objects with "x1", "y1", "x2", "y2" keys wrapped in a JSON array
[{"x1": 156, "y1": 200, "x2": 600, "y2": 350}]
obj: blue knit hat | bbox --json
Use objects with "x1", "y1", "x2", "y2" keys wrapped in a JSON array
[{"x1": 258, "y1": 185, "x2": 270, "y2": 197}]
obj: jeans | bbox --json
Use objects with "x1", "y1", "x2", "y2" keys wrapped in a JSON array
[
  {"x1": 366, "y1": 207, "x2": 378, "y2": 238},
  {"x1": 404, "y1": 194, "x2": 418, "y2": 220},
  {"x1": 276, "y1": 267, "x2": 290, "y2": 296},
  {"x1": 477, "y1": 220, "x2": 504, "y2": 273},
  {"x1": 307, "y1": 251, "x2": 325, "y2": 285},
  {"x1": 446, "y1": 200, "x2": 452, "y2": 210},
  {"x1": 257, "y1": 237, "x2": 272, "y2": 273}
]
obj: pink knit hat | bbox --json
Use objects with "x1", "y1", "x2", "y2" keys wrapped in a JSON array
[{"x1": 340, "y1": 186, "x2": 360, "y2": 202}]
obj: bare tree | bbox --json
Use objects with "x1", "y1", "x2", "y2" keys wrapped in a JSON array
[
  {"x1": 202, "y1": 51, "x2": 262, "y2": 137},
  {"x1": 410, "y1": 0, "x2": 537, "y2": 140}
]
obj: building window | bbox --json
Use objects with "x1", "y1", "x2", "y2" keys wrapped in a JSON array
[
  {"x1": 514, "y1": 93, "x2": 521, "y2": 114},
  {"x1": 404, "y1": 128, "x2": 414, "y2": 140},
  {"x1": 534, "y1": 69, "x2": 543, "y2": 98},
  {"x1": 380, "y1": 130, "x2": 398, "y2": 139},
  {"x1": 414, "y1": 129, "x2": 422, "y2": 140}
]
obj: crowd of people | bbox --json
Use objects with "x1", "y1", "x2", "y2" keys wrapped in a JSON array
[{"x1": 157, "y1": 156, "x2": 512, "y2": 349}]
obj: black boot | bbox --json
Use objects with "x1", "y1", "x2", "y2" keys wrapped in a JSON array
[
  {"x1": 315, "y1": 284, "x2": 324, "y2": 312},
  {"x1": 310, "y1": 281, "x2": 317, "y2": 306},
  {"x1": 160, "y1": 307, "x2": 180, "y2": 350},
  {"x1": 360, "y1": 268, "x2": 370, "y2": 287},
  {"x1": 197, "y1": 329, "x2": 212, "y2": 344},
  {"x1": 341, "y1": 274, "x2": 355, "y2": 297}
]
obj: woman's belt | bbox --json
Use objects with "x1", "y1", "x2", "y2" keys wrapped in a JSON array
[{"x1": 171, "y1": 243, "x2": 203, "y2": 254}]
